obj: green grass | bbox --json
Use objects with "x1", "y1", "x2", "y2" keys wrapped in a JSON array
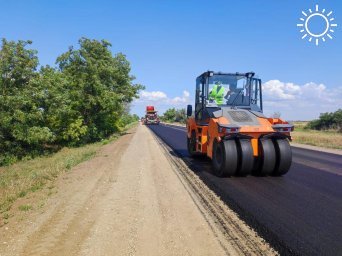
[
  {"x1": 3, "y1": 212, "x2": 10, "y2": 219},
  {"x1": 18, "y1": 204, "x2": 33, "y2": 212},
  {"x1": 0, "y1": 123, "x2": 137, "y2": 215},
  {"x1": 291, "y1": 130, "x2": 342, "y2": 149},
  {"x1": 291, "y1": 121, "x2": 342, "y2": 149},
  {"x1": 124, "y1": 121, "x2": 139, "y2": 129},
  {"x1": 292, "y1": 121, "x2": 308, "y2": 131},
  {"x1": 18, "y1": 191, "x2": 27, "y2": 198},
  {"x1": 0, "y1": 144, "x2": 98, "y2": 214}
]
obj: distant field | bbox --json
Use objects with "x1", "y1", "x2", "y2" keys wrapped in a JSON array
[
  {"x1": 292, "y1": 121, "x2": 309, "y2": 130},
  {"x1": 291, "y1": 121, "x2": 342, "y2": 150}
]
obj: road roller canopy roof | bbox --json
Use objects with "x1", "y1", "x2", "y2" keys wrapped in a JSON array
[{"x1": 195, "y1": 71, "x2": 263, "y2": 112}]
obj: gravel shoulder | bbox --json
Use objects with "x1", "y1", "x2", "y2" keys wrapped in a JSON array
[{"x1": 0, "y1": 125, "x2": 276, "y2": 256}]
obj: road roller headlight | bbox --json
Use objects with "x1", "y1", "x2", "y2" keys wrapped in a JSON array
[
  {"x1": 218, "y1": 125, "x2": 241, "y2": 134},
  {"x1": 272, "y1": 124, "x2": 294, "y2": 133}
]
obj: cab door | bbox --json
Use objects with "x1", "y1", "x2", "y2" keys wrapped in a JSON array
[
  {"x1": 250, "y1": 78, "x2": 262, "y2": 112},
  {"x1": 195, "y1": 76, "x2": 206, "y2": 122}
]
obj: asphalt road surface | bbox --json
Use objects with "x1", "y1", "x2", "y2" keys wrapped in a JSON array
[{"x1": 148, "y1": 123, "x2": 342, "y2": 256}]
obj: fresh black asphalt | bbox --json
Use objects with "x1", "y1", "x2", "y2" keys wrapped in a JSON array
[{"x1": 148, "y1": 123, "x2": 342, "y2": 256}]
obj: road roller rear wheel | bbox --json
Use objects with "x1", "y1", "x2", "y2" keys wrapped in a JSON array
[
  {"x1": 236, "y1": 139, "x2": 254, "y2": 176},
  {"x1": 255, "y1": 139, "x2": 276, "y2": 176},
  {"x1": 273, "y1": 139, "x2": 292, "y2": 176},
  {"x1": 212, "y1": 140, "x2": 238, "y2": 177}
]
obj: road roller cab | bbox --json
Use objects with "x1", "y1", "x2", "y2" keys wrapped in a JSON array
[{"x1": 186, "y1": 71, "x2": 294, "y2": 177}]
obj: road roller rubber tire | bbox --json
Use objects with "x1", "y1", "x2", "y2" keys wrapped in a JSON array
[
  {"x1": 257, "y1": 139, "x2": 276, "y2": 176},
  {"x1": 236, "y1": 139, "x2": 254, "y2": 176},
  {"x1": 273, "y1": 139, "x2": 292, "y2": 176},
  {"x1": 212, "y1": 140, "x2": 238, "y2": 177}
]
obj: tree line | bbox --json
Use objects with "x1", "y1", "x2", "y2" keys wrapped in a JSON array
[
  {"x1": 306, "y1": 109, "x2": 342, "y2": 132},
  {"x1": 0, "y1": 38, "x2": 143, "y2": 165},
  {"x1": 160, "y1": 108, "x2": 186, "y2": 123}
]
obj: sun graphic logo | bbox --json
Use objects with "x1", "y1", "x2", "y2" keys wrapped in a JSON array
[{"x1": 297, "y1": 4, "x2": 337, "y2": 46}]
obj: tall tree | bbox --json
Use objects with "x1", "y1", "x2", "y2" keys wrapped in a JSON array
[
  {"x1": 0, "y1": 39, "x2": 53, "y2": 164},
  {"x1": 56, "y1": 38, "x2": 144, "y2": 142}
]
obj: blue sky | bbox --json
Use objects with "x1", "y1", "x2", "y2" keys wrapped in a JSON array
[{"x1": 1, "y1": 0, "x2": 341, "y2": 120}]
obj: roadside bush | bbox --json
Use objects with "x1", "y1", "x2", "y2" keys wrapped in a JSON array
[
  {"x1": 161, "y1": 108, "x2": 176, "y2": 122},
  {"x1": 305, "y1": 109, "x2": 342, "y2": 132},
  {"x1": 120, "y1": 113, "x2": 139, "y2": 127}
]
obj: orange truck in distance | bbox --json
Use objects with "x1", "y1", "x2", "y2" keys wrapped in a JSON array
[{"x1": 144, "y1": 106, "x2": 160, "y2": 125}]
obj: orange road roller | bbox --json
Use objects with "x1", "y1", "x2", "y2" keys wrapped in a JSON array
[{"x1": 186, "y1": 71, "x2": 294, "y2": 177}]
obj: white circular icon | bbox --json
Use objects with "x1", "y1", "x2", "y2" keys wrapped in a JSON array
[{"x1": 297, "y1": 4, "x2": 337, "y2": 46}]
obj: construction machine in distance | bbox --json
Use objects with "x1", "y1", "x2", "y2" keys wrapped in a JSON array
[
  {"x1": 186, "y1": 71, "x2": 294, "y2": 177},
  {"x1": 144, "y1": 106, "x2": 160, "y2": 125}
]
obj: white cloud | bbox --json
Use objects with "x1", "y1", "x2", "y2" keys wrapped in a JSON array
[
  {"x1": 170, "y1": 90, "x2": 190, "y2": 104},
  {"x1": 262, "y1": 80, "x2": 342, "y2": 120},
  {"x1": 136, "y1": 90, "x2": 191, "y2": 106},
  {"x1": 263, "y1": 80, "x2": 300, "y2": 100},
  {"x1": 140, "y1": 91, "x2": 167, "y2": 101}
]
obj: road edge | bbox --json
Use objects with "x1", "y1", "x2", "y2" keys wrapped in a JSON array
[{"x1": 290, "y1": 142, "x2": 342, "y2": 155}]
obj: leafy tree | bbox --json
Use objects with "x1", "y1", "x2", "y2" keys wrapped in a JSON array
[
  {"x1": 0, "y1": 39, "x2": 53, "y2": 164},
  {"x1": 161, "y1": 108, "x2": 176, "y2": 122},
  {"x1": 56, "y1": 38, "x2": 144, "y2": 142},
  {"x1": 119, "y1": 103, "x2": 140, "y2": 126},
  {"x1": 120, "y1": 113, "x2": 140, "y2": 126},
  {"x1": 175, "y1": 108, "x2": 186, "y2": 123},
  {"x1": 30, "y1": 66, "x2": 86, "y2": 145},
  {"x1": 161, "y1": 108, "x2": 186, "y2": 123},
  {"x1": 0, "y1": 37, "x2": 144, "y2": 165}
]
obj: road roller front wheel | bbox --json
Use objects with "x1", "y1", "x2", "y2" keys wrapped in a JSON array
[
  {"x1": 212, "y1": 140, "x2": 238, "y2": 177},
  {"x1": 236, "y1": 139, "x2": 254, "y2": 176}
]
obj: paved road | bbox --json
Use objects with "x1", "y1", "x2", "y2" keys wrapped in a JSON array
[{"x1": 148, "y1": 123, "x2": 342, "y2": 256}]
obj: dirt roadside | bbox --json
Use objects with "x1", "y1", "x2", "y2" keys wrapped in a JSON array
[{"x1": 0, "y1": 125, "x2": 276, "y2": 256}]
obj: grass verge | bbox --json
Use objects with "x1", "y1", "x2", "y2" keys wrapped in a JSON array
[
  {"x1": 291, "y1": 121, "x2": 342, "y2": 149},
  {"x1": 291, "y1": 130, "x2": 342, "y2": 149},
  {"x1": 0, "y1": 122, "x2": 137, "y2": 218}
]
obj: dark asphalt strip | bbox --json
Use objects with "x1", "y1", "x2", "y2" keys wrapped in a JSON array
[{"x1": 147, "y1": 124, "x2": 342, "y2": 256}]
